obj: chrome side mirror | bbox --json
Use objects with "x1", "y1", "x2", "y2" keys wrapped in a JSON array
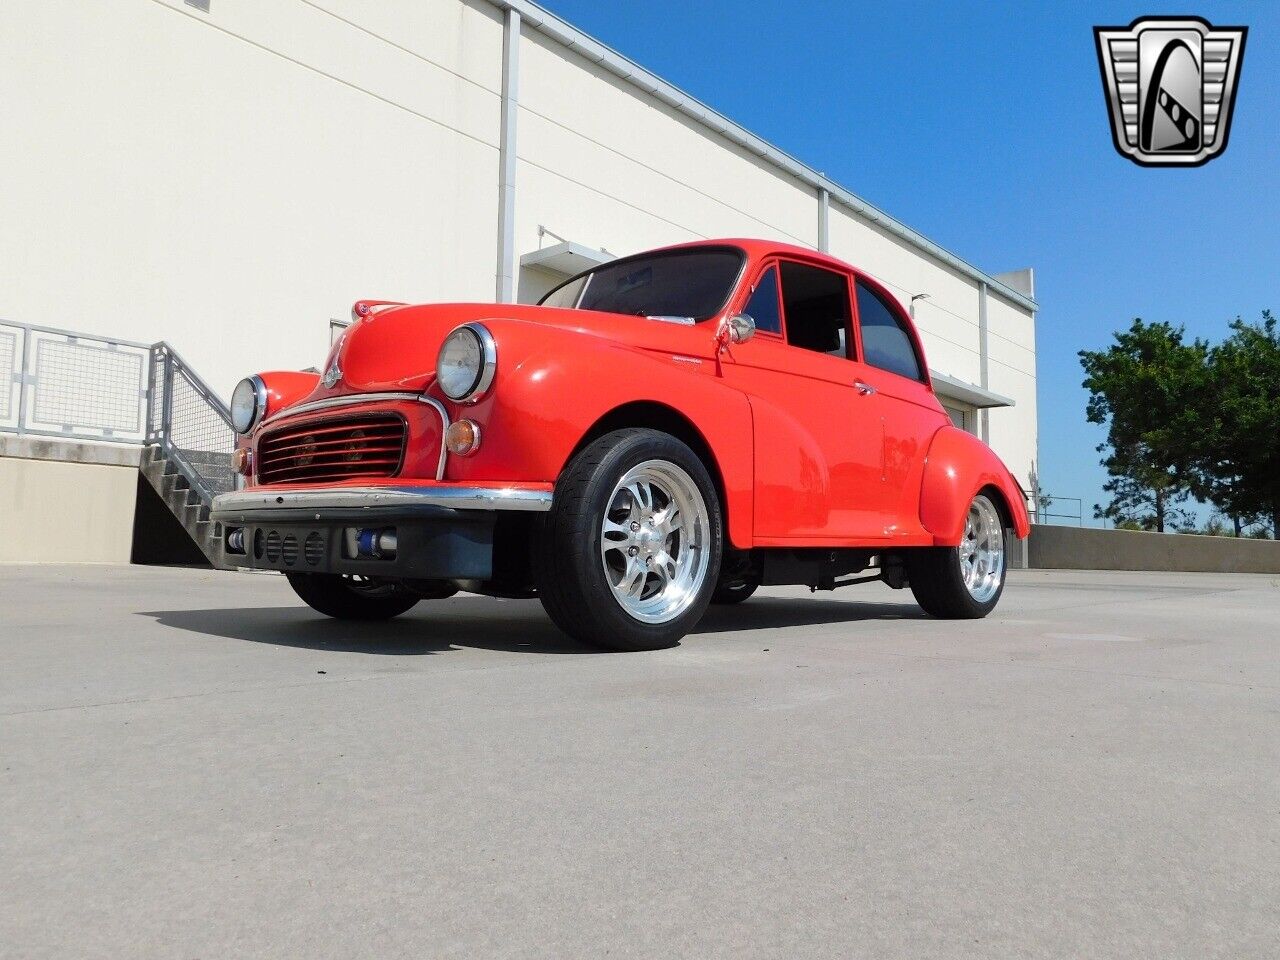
[{"x1": 719, "y1": 314, "x2": 756, "y2": 350}]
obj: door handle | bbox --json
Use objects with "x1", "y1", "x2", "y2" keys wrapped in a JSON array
[{"x1": 854, "y1": 380, "x2": 877, "y2": 396}]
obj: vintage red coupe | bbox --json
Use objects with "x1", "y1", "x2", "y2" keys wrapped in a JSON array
[{"x1": 211, "y1": 240, "x2": 1029, "y2": 650}]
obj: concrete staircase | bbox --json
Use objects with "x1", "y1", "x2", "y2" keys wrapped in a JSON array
[{"x1": 140, "y1": 445, "x2": 234, "y2": 566}]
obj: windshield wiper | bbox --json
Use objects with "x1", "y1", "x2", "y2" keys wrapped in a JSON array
[{"x1": 640, "y1": 314, "x2": 696, "y2": 325}]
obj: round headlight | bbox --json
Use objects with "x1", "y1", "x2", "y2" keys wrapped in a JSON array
[
  {"x1": 436, "y1": 323, "x2": 496, "y2": 402},
  {"x1": 230, "y1": 376, "x2": 266, "y2": 434}
]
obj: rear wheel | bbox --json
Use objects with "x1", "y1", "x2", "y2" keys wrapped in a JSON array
[
  {"x1": 285, "y1": 572, "x2": 420, "y2": 621},
  {"x1": 909, "y1": 493, "x2": 1007, "y2": 618},
  {"x1": 537, "y1": 429, "x2": 723, "y2": 651}
]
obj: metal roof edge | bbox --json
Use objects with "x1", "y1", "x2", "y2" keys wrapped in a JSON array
[
  {"x1": 492, "y1": 0, "x2": 1039, "y2": 314},
  {"x1": 929, "y1": 371, "x2": 1015, "y2": 409}
]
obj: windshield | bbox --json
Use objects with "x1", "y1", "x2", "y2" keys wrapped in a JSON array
[{"x1": 538, "y1": 247, "x2": 745, "y2": 321}]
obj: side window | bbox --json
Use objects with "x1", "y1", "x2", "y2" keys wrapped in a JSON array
[
  {"x1": 743, "y1": 267, "x2": 782, "y2": 334},
  {"x1": 856, "y1": 282, "x2": 923, "y2": 381},
  {"x1": 779, "y1": 262, "x2": 850, "y2": 358}
]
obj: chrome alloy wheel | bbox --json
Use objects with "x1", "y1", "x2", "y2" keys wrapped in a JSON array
[
  {"x1": 600, "y1": 460, "x2": 711, "y2": 624},
  {"x1": 959, "y1": 494, "x2": 1006, "y2": 604}
]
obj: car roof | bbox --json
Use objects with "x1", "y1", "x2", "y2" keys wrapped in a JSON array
[{"x1": 644, "y1": 238, "x2": 856, "y2": 273}]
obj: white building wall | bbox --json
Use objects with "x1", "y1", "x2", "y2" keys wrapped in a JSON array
[
  {"x1": 514, "y1": 27, "x2": 821, "y2": 260},
  {"x1": 826, "y1": 207, "x2": 985, "y2": 387},
  {"x1": 984, "y1": 294, "x2": 1039, "y2": 490},
  {"x1": 0, "y1": 0, "x2": 1038, "y2": 487},
  {"x1": 0, "y1": 0, "x2": 503, "y2": 395}
]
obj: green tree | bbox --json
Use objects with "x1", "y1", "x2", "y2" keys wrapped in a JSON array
[
  {"x1": 1079, "y1": 319, "x2": 1209, "y2": 533},
  {"x1": 1199, "y1": 311, "x2": 1280, "y2": 535}
]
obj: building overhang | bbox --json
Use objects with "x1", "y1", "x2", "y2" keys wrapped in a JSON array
[
  {"x1": 929, "y1": 371, "x2": 1014, "y2": 409},
  {"x1": 520, "y1": 241, "x2": 613, "y2": 277}
]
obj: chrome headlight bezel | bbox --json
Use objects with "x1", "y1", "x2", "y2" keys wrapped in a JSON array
[
  {"x1": 230, "y1": 375, "x2": 267, "y2": 434},
  {"x1": 436, "y1": 323, "x2": 497, "y2": 403}
]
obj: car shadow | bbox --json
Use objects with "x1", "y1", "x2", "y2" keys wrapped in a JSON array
[
  {"x1": 693, "y1": 596, "x2": 928, "y2": 634},
  {"x1": 138, "y1": 594, "x2": 926, "y2": 655},
  {"x1": 136, "y1": 599, "x2": 596, "y2": 656}
]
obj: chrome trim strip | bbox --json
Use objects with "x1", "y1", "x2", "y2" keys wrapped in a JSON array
[
  {"x1": 262, "y1": 391, "x2": 424, "y2": 424},
  {"x1": 212, "y1": 485, "x2": 552, "y2": 515},
  {"x1": 419, "y1": 396, "x2": 451, "y2": 480},
  {"x1": 259, "y1": 391, "x2": 451, "y2": 481},
  {"x1": 233, "y1": 375, "x2": 268, "y2": 434}
]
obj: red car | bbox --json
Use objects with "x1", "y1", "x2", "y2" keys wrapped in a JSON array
[{"x1": 211, "y1": 239, "x2": 1029, "y2": 651}]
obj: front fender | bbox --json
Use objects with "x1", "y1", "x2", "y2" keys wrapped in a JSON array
[
  {"x1": 919, "y1": 426, "x2": 1030, "y2": 545},
  {"x1": 444, "y1": 321, "x2": 755, "y2": 548}
]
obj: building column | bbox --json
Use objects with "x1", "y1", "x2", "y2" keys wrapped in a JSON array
[
  {"x1": 495, "y1": 7, "x2": 521, "y2": 303},
  {"x1": 817, "y1": 188, "x2": 829, "y2": 252},
  {"x1": 978, "y1": 281, "x2": 990, "y2": 444}
]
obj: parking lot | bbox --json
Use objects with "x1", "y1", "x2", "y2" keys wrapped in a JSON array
[{"x1": 2, "y1": 564, "x2": 1278, "y2": 959}]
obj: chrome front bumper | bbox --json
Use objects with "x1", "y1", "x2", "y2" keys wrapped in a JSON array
[{"x1": 211, "y1": 485, "x2": 553, "y2": 523}]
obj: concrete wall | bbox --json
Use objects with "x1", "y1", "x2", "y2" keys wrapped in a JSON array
[
  {"x1": 0, "y1": 442, "x2": 140, "y2": 563},
  {"x1": 1029, "y1": 525, "x2": 1280, "y2": 575}
]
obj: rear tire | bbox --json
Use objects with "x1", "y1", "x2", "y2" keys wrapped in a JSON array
[
  {"x1": 536, "y1": 428, "x2": 723, "y2": 651},
  {"x1": 285, "y1": 573, "x2": 420, "y2": 621},
  {"x1": 909, "y1": 493, "x2": 1008, "y2": 619}
]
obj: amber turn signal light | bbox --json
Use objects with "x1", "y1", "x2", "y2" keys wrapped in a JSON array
[
  {"x1": 445, "y1": 419, "x2": 482, "y2": 456},
  {"x1": 232, "y1": 447, "x2": 254, "y2": 476}
]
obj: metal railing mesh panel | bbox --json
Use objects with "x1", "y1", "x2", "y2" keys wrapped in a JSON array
[
  {"x1": 166, "y1": 363, "x2": 236, "y2": 497},
  {"x1": 31, "y1": 338, "x2": 144, "y2": 435},
  {"x1": 0, "y1": 322, "x2": 237, "y2": 506},
  {"x1": 0, "y1": 327, "x2": 15, "y2": 423}
]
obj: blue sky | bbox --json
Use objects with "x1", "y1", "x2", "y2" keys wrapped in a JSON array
[{"x1": 541, "y1": 0, "x2": 1279, "y2": 524}]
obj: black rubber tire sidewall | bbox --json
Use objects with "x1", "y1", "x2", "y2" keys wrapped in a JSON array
[
  {"x1": 907, "y1": 543, "x2": 1005, "y2": 619},
  {"x1": 711, "y1": 580, "x2": 758, "y2": 605},
  {"x1": 285, "y1": 572, "x2": 420, "y2": 620},
  {"x1": 537, "y1": 428, "x2": 723, "y2": 651}
]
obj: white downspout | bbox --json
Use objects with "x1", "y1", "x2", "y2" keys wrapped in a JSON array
[{"x1": 495, "y1": 7, "x2": 521, "y2": 303}]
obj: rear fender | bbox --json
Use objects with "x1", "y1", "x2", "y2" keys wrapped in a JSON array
[{"x1": 919, "y1": 426, "x2": 1030, "y2": 544}]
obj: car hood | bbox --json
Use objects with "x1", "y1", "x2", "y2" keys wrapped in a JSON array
[{"x1": 332, "y1": 302, "x2": 722, "y2": 393}]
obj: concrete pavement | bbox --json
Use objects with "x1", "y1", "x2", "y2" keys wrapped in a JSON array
[{"x1": 2, "y1": 565, "x2": 1278, "y2": 958}]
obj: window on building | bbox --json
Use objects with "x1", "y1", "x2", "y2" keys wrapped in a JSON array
[
  {"x1": 780, "y1": 262, "x2": 850, "y2": 358},
  {"x1": 742, "y1": 267, "x2": 782, "y2": 334},
  {"x1": 856, "y1": 282, "x2": 923, "y2": 381}
]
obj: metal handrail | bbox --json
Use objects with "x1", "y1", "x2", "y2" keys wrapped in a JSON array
[
  {"x1": 153, "y1": 341, "x2": 230, "y2": 421},
  {"x1": 1, "y1": 319, "x2": 152, "y2": 351},
  {"x1": 146, "y1": 343, "x2": 234, "y2": 505},
  {"x1": 0, "y1": 321, "x2": 235, "y2": 507}
]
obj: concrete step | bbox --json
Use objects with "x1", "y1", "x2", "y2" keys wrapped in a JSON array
[{"x1": 139, "y1": 442, "x2": 224, "y2": 567}]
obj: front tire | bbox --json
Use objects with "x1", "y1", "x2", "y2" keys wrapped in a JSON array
[
  {"x1": 908, "y1": 493, "x2": 1008, "y2": 619},
  {"x1": 285, "y1": 573, "x2": 420, "y2": 621},
  {"x1": 711, "y1": 580, "x2": 757, "y2": 605},
  {"x1": 537, "y1": 429, "x2": 723, "y2": 651}
]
